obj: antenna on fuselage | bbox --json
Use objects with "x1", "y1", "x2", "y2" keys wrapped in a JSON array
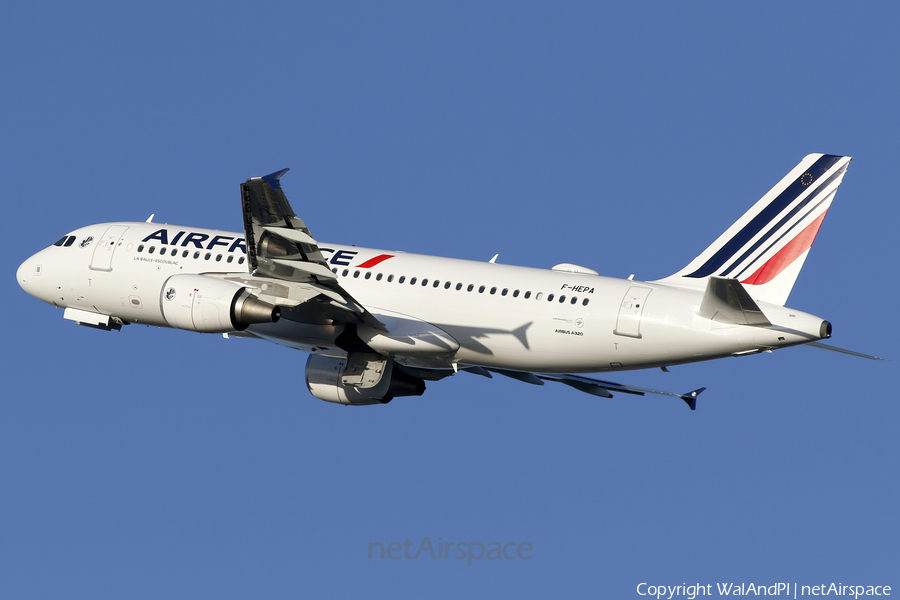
[{"x1": 145, "y1": 214, "x2": 155, "y2": 223}]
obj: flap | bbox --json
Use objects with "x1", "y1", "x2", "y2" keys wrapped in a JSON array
[{"x1": 239, "y1": 170, "x2": 386, "y2": 331}]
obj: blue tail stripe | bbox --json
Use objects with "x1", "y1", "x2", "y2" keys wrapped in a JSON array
[
  {"x1": 719, "y1": 164, "x2": 847, "y2": 277},
  {"x1": 685, "y1": 155, "x2": 843, "y2": 279}
]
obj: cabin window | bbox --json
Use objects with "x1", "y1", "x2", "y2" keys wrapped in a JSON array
[
  {"x1": 182, "y1": 250, "x2": 189, "y2": 258},
  {"x1": 456, "y1": 283, "x2": 463, "y2": 291},
  {"x1": 582, "y1": 298, "x2": 589, "y2": 306},
  {"x1": 478, "y1": 285, "x2": 485, "y2": 293},
  {"x1": 332, "y1": 267, "x2": 338, "y2": 273},
  {"x1": 443, "y1": 281, "x2": 451, "y2": 289},
  {"x1": 433, "y1": 280, "x2": 440, "y2": 288},
  {"x1": 570, "y1": 296, "x2": 577, "y2": 304},
  {"x1": 513, "y1": 290, "x2": 519, "y2": 297},
  {"x1": 501, "y1": 288, "x2": 508, "y2": 296},
  {"x1": 388, "y1": 274, "x2": 395, "y2": 282},
  {"x1": 365, "y1": 272, "x2": 372, "y2": 279},
  {"x1": 204, "y1": 253, "x2": 211, "y2": 260},
  {"x1": 227, "y1": 255, "x2": 234, "y2": 263},
  {"x1": 559, "y1": 295, "x2": 565, "y2": 303},
  {"x1": 535, "y1": 292, "x2": 542, "y2": 300},
  {"x1": 148, "y1": 246, "x2": 156, "y2": 254},
  {"x1": 399, "y1": 276, "x2": 406, "y2": 283},
  {"x1": 137, "y1": 245, "x2": 144, "y2": 252},
  {"x1": 238, "y1": 257, "x2": 245, "y2": 264},
  {"x1": 547, "y1": 294, "x2": 554, "y2": 302},
  {"x1": 467, "y1": 284, "x2": 474, "y2": 292},
  {"x1": 194, "y1": 251, "x2": 201, "y2": 259},
  {"x1": 171, "y1": 248, "x2": 178, "y2": 256},
  {"x1": 353, "y1": 270, "x2": 360, "y2": 278},
  {"x1": 490, "y1": 287, "x2": 497, "y2": 295},
  {"x1": 376, "y1": 273, "x2": 383, "y2": 281},
  {"x1": 342, "y1": 269, "x2": 349, "y2": 277}
]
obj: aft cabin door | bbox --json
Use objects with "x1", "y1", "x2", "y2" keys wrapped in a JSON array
[
  {"x1": 90, "y1": 225, "x2": 129, "y2": 272},
  {"x1": 614, "y1": 286, "x2": 651, "y2": 339}
]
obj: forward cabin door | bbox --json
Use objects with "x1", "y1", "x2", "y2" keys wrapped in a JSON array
[
  {"x1": 614, "y1": 286, "x2": 652, "y2": 339},
  {"x1": 90, "y1": 225, "x2": 129, "y2": 272}
]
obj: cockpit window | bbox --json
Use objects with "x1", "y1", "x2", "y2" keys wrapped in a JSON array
[{"x1": 53, "y1": 235, "x2": 77, "y2": 247}]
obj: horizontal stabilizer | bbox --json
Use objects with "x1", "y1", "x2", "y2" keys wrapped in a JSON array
[
  {"x1": 805, "y1": 342, "x2": 886, "y2": 361},
  {"x1": 698, "y1": 277, "x2": 770, "y2": 326}
]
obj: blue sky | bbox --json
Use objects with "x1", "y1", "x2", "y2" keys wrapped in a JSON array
[{"x1": 3, "y1": 2, "x2": 897, "y2": 598}]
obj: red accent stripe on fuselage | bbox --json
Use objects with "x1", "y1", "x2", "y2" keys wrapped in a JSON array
[{"x1": 355, "y1": 254, "x2": 395, "y2": 268}]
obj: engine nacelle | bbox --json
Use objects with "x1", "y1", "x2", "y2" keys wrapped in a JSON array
[
  {"x1": 160, "y1": 274, "x2": 280, "y2": 333},
  {"x1": 305, "y1": 354, "x2": 426, "y2": 405}
]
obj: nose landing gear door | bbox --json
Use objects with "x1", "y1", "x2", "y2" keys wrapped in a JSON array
[{"x1": 90, "y1": 225, "x2": 129, "y2": 272}]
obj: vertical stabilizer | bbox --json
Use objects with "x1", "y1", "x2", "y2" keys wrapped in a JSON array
[{"x1": 656, "y1": 154, "x2": 851, "y2": 306}]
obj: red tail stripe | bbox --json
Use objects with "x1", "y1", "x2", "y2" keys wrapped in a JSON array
[{"x1": 741, "y1": 211, "x2": 827, "y2": 286}]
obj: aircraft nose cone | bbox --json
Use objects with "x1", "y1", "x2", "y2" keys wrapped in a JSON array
[{"x1": 16, "y1": 258, "x2": 31, "y2": 294}]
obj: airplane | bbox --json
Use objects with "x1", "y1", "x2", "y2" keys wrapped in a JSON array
[{"x1": 15, "y1": 153, "x2": 880, "y2": 410}]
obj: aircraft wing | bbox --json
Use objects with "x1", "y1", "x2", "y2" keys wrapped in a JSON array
[
  {"x1": 462, "y1": 367, "x2": 705, "y2": 410},
  {"x1": 239, "y1": 169, "x2": 386, "y2": 330}
]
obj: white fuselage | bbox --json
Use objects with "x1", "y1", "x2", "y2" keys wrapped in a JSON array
[{"x1": 16, "y1": 221, "x2": 829, "y2": 374}]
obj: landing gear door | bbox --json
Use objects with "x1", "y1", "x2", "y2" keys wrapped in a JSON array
[
  {"x1": 614, "y1": 286, "x2": 652, "y2": 339},
  {"x1": 90, "y1": 225, "x2": 129, "y2": 272}
]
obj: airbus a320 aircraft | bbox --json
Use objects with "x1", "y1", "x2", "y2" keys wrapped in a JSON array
[{"x1": 16, "y1": 154, "x2": 878, "y2": 410}]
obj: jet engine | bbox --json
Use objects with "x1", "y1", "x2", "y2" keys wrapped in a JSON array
[
  {"x1": 305, "y1": 354, "x2": 426, "y2": 405},
  {"x1": 160, "y1": 274, "x2": 280, "y2": 333}
]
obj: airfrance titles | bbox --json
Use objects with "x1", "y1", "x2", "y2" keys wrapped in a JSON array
[{"x1": 142, "y1": 229, "x2": 246, "y2": 253}]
